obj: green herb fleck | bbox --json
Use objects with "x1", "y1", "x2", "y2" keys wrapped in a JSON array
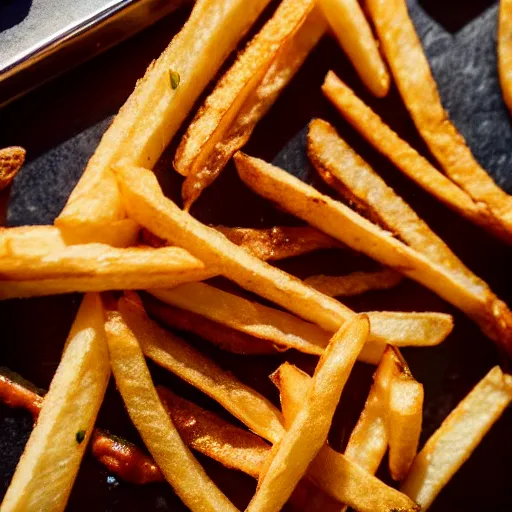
[
  {"x1": 76, "y1": 430, "x2": 86, "y2": 444},
  {"x1": 170, "y1": 70, "x2": 180, "y2": 90}
]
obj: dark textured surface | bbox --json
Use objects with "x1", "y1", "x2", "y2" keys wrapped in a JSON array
[{"x1": 1, "y1": 1, "x2": 512, "y2": 511}]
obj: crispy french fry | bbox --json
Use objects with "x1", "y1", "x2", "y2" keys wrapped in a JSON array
[
  {"x1": 158, "y1": 386, "x2": 270, "y2": 479},
  {"x1": 305, "y1": 269, "x2": 403, "y2": 297},
  {"x1": 235, "y1": 152, "x2": 512, "y2": 358},
  {"x1": 0, "y1": 146, "x2": 25, "y2": 191},
  {"x1": 176, "y1": 0, "x2": 323, "y2": 209},
  {"x1": 104, "y1": 300, "x2": 238, "y2": 512},
  {"x1": 365, "y1": 0, "x2": 512, "y2": 240},
  {"x1": 144, "y1": 295, "x2": 279, "y2": 355},
  {"x1": 317, "y1": 0, "x2": 389, "y2": 97},
  {"x1": 118, "y1": 293, "x2": 285, "y2": 443},
  {"x1": 321, "y1": 73, "x2": 503, "y2": 239},
  {"x1": 2, "y1": 294, "x2": 110, "y2": 512},
  {"x1": 0, "y1": 225, "x2": 66, "y2": 255},
  {"x1": 114, "y1": 161, "x2": 453, "y2": 353},
  {"x1": 0, "y1": 244, "x2": 205, "y2": 299},
  {"x1": 401, "y1": 366, "x2": 512, "y2": 511},
  {"x1": 55, "y1": 0, "x2": 273, "y2": 243},
  {"x1": 499, "y1": 0, "x2": 512, "y2": 111},
  {"x1": 246, "y1": 315, "x2": 369, "y2": 512}
]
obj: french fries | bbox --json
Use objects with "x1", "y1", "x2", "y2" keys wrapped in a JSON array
[
  {"x1": 0, "y1": 244, "x2": 205, "y2": 299},
  {"x1": 321, "y1": 72, "x2": 503, "y2": 238},
  {"x1": 499, "y1": 0, "x2": 512, "y2": 111},
  {"x1": 55, "y1": 0, "x2": 273, "y2": 243},
  {"x1": 118, "y1": 293, "x2": 285, "y2": 443},
  {"x1": 0, "y1": 146, "x2": 25, "y2": 191},
  {"x1": 246, "y1": 315, "x2": 369, "y2": 512},
  {"x1": 365, "y1": 0, "x2": 512, "y2": 241},
  {"x1": 401, "y1": 366, "x2": 512, "y2": 510},
  {"x1": 316, "y1": 0, "x2": 389, "y2": 97},
  {"x1": 235, "y1": 152, "x2": 512, "y2": 358},
  {"x1": 176, "y1": 0, "x2": 324, "y2": 209},
  {"x1": 104, "y1": 298, "x2": 238, "y2": 512},
  {"x1": 305, "y1": 269, "x2": 403, "y2": 297},
  {"x1": 114, "y1": 161, "x2": 453, "y2": 352},
  {"x1": 2, "y1": 294, "x2": 110, "y2": 512}
]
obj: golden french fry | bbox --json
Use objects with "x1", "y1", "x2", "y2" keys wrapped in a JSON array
[
  {"x1": 235, "y1": 152, "x2": 512, "y2": 358},
  {"x1": 317, "y1": 0, "x2": 389, "y2": 97},
  {"x1": 104, "y1": 300, "x2": 237, "y2": 512},
  {"x1": 176, "y1": 0, "x2": 322, "y2": 209},
  {"x1": 55, "y1": 0, "x2": 273, "y2": 243},
  {"x1": 365, "y1": 0, "x2": 512, "y2": 241},
  {"x1": 118, "y1": 293, "x2": 285, "y2": 443},
  {"x1": 0, "y1": 244, "x2": 204, "y2": 299},
  {"x1": 0, "y1": 146, "x2": 25, "y2": 191},
  {"x1": 114, "y1": 161, "x2": 453, "y2": 353},
  {"x1": 2, "y1": 294, "x2": 110, "y2": 512},
  {"x1": 0, "y1": 225, "x2": 66, "y2": 255},
  {"x1": 321, "y1": 72, "x2": 503, "y2": 238},
  {"x1": 499, "y1": 0, "x2": 512, "y2": 111},
  {"x1": 305, "y1": 269, "x2": 403, "y2": 297},
  {"x1": 246, "y1": 316, "x2": 369, "y2": 511},
  {"x1": 401, "y1": 366, "x2": 512, "y2": 511}
]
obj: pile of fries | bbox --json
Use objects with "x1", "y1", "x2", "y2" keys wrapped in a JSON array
[{"x1": 2, "y1": 0, "x2": 512, "y2": 510}]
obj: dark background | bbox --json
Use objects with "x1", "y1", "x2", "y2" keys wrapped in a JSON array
[{"x1": 1, "y1": 0, "x2": 511, "y2": 510}]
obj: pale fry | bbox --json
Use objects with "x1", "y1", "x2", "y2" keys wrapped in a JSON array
[
  {"x1": 176, "y1": 0, "x2": 320, "y2": 209},
  {"x1": 321, "y1": 72, "x2": 501, "y2": 237},
  {"x1": 499, "y1": 0, "x2": 512, "y2": 111},
  {"x1": 246, "y1": 316, "x2": 369, "y2": 512},
  {"x1": 114, "y1": 161, "x2": 453, "y2": 350},
  {"x1": 366, "y1": 0, "x2": 512, "y2": 239},
  {"x1": 317, "y1": 0, "x2": 389, "y2": 97},
  {"x1": 104, "y1": 301, "x2": 237, "y2": 512},
  {"x1": 0, "y1": 244, "x2": 205, "y2": 299},
  {"x1": 2, "y1": 294, "x2": 110, "y2": 512},
  {"x1": 55, "y1": 0, "x2": 273, "y2": 243},
  {"x1": 235, "y1": 152, "x2": 512, "y2": 358},
  {"x1": 118, "y1": 293, "x2": 285, "y2": 443},
  {"x1": 401, "y1": 366, "x2": 512, "y2": 511},
  {"x1": 305, "y1": 269, "x2": 403, "y2": 297},
  {"x1": 0, "y1": 146, "x2": 25, "y2": 191}
]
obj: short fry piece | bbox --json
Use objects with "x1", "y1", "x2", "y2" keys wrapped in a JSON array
[
  {"x1": 118, "y1": 293, "x2": 285, "y2": 444},
  {"x1": 176, "y1": 0, "x2": 320, "y2": 209},
  {"x1": 114, "y1": 161, "x2": 453, "y2": 351},
  {"x1": 0, "y1": 146, "x2": 25, "y2": 191},
  {"x1": 401, "y1": 366, "x2": 512, "y2": 511},
  {"x1": 305, "y1": 269, "x2": 403, "y2": 297},
  {"x1": 499, "y1": 0, "x2": 512, "y2": 111},
  {"x1": 104, "y1": 300, "x2": 238, "y2": 512},
  {"x1": 2, "y1": 294, "x2": 110, "y2": 512},
  {"x1": 317, "y1": 0, "x2": 389, "y2": 97},
  {"x1": 246, "y1": 315, "x2": 369, "y2": 512},
  {"x1": 366, "y1": 0, "x2": 512, "y2": 240},
  {"x1": 0, "y1": 244, "x2": 205, "y2": 299}
]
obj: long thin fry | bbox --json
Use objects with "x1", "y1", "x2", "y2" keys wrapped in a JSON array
[
  {"x1": 2, "y1": 294, "x2": 110, "y2": 512},
  {"x1": 114, "y1": 161, "x2": 453, "y2": 351},
  {"x1": 317, "y1": 0, "x2": 389, "y2": 97},
  {"x1": 499, "y1": 0, "x2": 512, "y2": 111},
  {"x1": 305, "y1": 269, "x2": 403, "y2": 297},
  {"x1": 235, "y1": 152, "x2": 512, "y2": 357},
  {"x1": 401, "y1": 366, "x2": 512, "y2": 511},
  {"x1": 321, "y1": 72, "x2": 502, "y2": 238},
  {"x1": 366, "y1": 0, "x2": 512, "y2": 240},
  {"x1": 272, "y1": 363, "x2": 419, "y2": 512},
  {"x1": 246, "y1": 315, "x2": 369, "y2": 512},
  {"x1": 55, "y1": 0, "x2": 273, "y2": 243},
  {"x1": 176, "y1": 0, "x2": 322, "y2": 209},
  {"x1": 0, "y1": 244, "x2": 204, "y2": 299},
  {"x1": 104, "y1": 300, "x2": 238, "y2": 512},
  {"x1": 118, "y1": 293, "x2": 285, "y2": 444}
]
